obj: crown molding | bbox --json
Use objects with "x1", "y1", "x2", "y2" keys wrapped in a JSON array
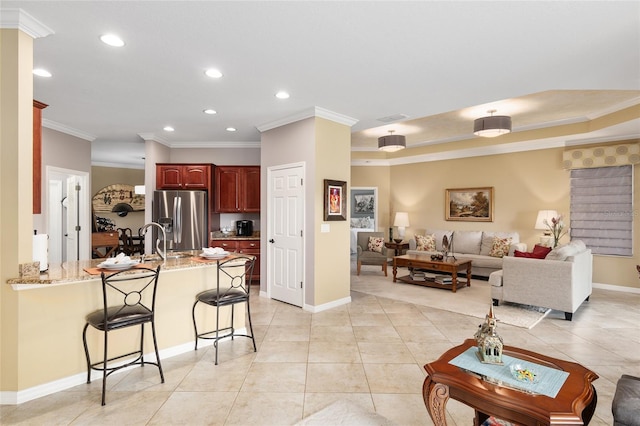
[
  {"x1": 42, "y1": 119, "x2": 95, "y2": 141},
  {"x1": 137, "y1": 133, "x2": 168, "y2": 145},
  {"x1": 0, "y1": 8, "x2": 54, "y2": 38},
  {"x1": 91, "y1": 161, "x2": 144, "y2": 170},
  {"x1": 167, "y1": 141, "x2": 261, "y2": 149},
  {"x1": 256, "y1": 106, "x2": 358, "y2": 132}
]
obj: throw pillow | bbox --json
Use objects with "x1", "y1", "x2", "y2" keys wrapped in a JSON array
[
  {"x1": 416, "y1": 234, "x2": 436, "y2": 251},
  {"x1": 367, "y1": 236, "x2": 384, "y2": 253},
  {"x1": 532, "y1": 244, "x2": 552, "y2": 258},
  {"x1": 489, "y1": 236, "x2": 512, "y2": 258},
  {"x1": 514, "y1": 244, "x2": 552, "y2": 259}
]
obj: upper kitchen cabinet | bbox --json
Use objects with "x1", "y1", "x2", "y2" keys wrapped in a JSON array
[
  {"x1": 156, "y1": 163, "x2": 212, "y2": 190},
  {"x1": 214, "y1": 166, "x2": 260, "y2": 213}
]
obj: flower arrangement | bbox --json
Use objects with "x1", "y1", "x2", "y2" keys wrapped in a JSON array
[{"x1": 544, "y1": 215, "x2": 568, "y2": 248}]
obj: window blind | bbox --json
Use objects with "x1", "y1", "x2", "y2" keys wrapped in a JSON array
[{"x1": 570, "y1": 165, "x2": 633, "y2": 256}]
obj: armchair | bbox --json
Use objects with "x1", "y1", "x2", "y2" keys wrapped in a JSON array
[{"x1": 356, "y1": 232, "x2": 388, "y2": 276}]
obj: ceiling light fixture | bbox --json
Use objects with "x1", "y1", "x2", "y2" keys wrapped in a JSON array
[
  {"x1": 473, "y1": 109, "x2": 512, "y2": 138},
  {"x1": 100, "y1": 34, "x2": 125, "y2": 47},
  {"x1": 205, "y1": 69, "x2": 223, "y2": 78},
  {"x1": 226, "y1": 127, "x2": 236, "y2": 132},
  {"x1": 275, "y1": 91, "x2": 290, "y2": 99},
  {"x1": 163, "y1": 126, "x2": 175, "y2": 132},
  {"x1": 33, "y1": 68, "x2": 52, "y2": 77},
  {"x1": 203, "y1": 109, "x2": 217, "y2": 115},
  {"x1": 378, "y1": 130, "x2": 406, "y2": 152}
]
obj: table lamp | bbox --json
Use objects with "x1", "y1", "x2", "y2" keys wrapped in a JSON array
[
  {"x1": 393, "y1": 212, "x2": 410, "y2": 243},
  {"x1": 535, "y1": 210, "x2": 557, "y2": 247}
]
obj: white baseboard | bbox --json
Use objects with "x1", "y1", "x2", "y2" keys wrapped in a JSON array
[
  {"x1": 0, "y1": 330, "x2": 245, "y2": 405},
  {"x1": 592, "y1": 282, "x2": 640, "y2": 294},
  {"x1": 304, "y1": 295, "x2": 351, "y2": 313}
]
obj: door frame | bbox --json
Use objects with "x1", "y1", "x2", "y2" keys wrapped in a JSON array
[
  {"x1": 46, "y1": 166, "x2": 91, "y2": 262},
  {"x1": 266, "y1": 161, "x2": 306, "y2": 306}
]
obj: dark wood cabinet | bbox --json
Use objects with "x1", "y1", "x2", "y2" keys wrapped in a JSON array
[
  {"x1": 156, "y1": 163, "x2": 211, "y2": 190},
  {"x1": 213, "y1": 238, "x2": 260, "y2": 283},
  {"x1": 214, "y1": 166, "x2": 260, "y2": 213}
]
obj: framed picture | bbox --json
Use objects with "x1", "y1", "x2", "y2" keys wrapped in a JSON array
[
  {"x1": 323, "y1": 179, "x2": 347, "y2": 221},
  {"x1": 445, "y1": 187, "x2": 494, "y2": 222}
]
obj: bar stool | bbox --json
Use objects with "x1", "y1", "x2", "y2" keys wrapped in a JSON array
[
  {"x1": 82, "y1": 266, "x2": 164, "y2": 405},
  {"x1": 192, "y1": 255, "x2": 256, "y2": 365}
]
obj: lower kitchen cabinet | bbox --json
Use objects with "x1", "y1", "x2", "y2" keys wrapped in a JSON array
[{"x1": 213, "y1": 239, "x2": 260, "y2": 283}]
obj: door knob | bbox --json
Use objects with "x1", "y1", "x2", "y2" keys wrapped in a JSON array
[{"x1": 269, "y1": 239, "x2": 275, "y2": 243}]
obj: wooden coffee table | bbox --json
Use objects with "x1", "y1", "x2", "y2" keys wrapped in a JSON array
[
  {"x1": 392, "y1": 254, "x2": 471, "y2": 293},
  {"x1": 423, "y1": 339, "x2": 598, "y2": 426}
]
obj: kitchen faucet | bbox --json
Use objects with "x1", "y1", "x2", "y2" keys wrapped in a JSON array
[{"x1": 140, "y1": 222, "x2": 167, "y2": 261}]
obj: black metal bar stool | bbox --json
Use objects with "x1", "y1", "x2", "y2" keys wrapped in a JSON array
[
  {"x1": 82, "y1": 265, "x2": 164, "y2": 405},
  {"x1": 192, "y1": 255, "x2": 256, "y2": 365}
]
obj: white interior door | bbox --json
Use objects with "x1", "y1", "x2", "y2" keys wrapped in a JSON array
[
  {"x1": 268, "y1": 164, "x2": 304, "y2": 307},
  {"x1": 65, "y1": 176, "x2": 79, "y2": 261}
]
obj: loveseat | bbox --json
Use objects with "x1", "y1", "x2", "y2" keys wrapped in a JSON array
[
  {"x1": 491, "y1": 240, "x2": 593, "y2": 320},
  {"x1": 407, "y1": 229, "x2": 526, "y2": 278}
]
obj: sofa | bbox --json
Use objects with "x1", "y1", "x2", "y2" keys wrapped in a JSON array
[
  {"x1": 407, "y1": 229, "x2": 526, "y2": 278},
  {"x1": 491, "y1": 240, "x2": 593, "y2": 320}
]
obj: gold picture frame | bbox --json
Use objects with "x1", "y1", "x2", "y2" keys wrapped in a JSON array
[
  {"x1": 445, "y1": 187, "x2": 494, "y2": 222},
  {"x1": 323, "y1": 179, "x2": 347, "y2": 221}
]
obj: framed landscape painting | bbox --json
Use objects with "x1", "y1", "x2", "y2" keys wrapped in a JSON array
[
  {"x1": 445, "y1": 187, "x2": 494, "y2": 222},
  {"x1": 323, "y1": 179, "x2": 347, "y2": 221}
]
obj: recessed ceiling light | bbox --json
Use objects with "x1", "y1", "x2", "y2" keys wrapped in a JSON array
[
  {"x1": 33, "y1": 68, "x2": 52, "y2": 77},
  {"x1": 226, "y1": 127, "x2": 236, "y2": 132},
  {"x1": 163, "y1": 126, "x2": 175, "y2": 132},
  {"x1": 205, "y1": 69, "x2": 223, "y2": 78},
  {"x1": 275, "y1": 91, "x2": 290, "y2": 99},
  {"x1": 203, "y1": 109, "x2": 217, "y2": 115},
  {"x1": 100, "y1": 34, "x2": 125, "y2": 47}
]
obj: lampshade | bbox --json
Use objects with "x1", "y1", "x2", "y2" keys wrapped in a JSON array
[
  {"x1": 534, "y1": 210, "x2": 558, "y2": 232},
  {"x1": 378, "y1": 131, "x2": 406, "y2": 152},
  {"x1": 473, "y1": 110, "x2": 512, "y2": 138},
  {"x1": 393, "y1": 212, "x2": 410, "y2": 227}
]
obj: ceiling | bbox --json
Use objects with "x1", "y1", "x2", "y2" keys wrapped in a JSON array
[{"x1": 3, "y1": 1, "x2": 640, "y2": 168}]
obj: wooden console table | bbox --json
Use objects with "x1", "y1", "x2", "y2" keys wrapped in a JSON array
[
  {"x1": 423, "y1": 339, "x2": 598, "y2": 425},
  {"x1": 91, "y1": 232, "x2": 119, "y2": 258},
  {"x1": 392, "y1": 254, "x2": 471, "y2": 293}
]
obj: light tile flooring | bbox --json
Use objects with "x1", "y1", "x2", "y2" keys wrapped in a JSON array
[{"x1": 2, "y1": 266, "x2": 639, "y2": 425}]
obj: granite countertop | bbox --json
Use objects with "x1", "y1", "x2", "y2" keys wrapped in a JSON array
[{"x1": 7, "y1": 250, "x2": 220, "y2": 288}]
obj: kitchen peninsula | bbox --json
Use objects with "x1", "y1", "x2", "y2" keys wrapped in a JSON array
[{"x1": 5, "y1": 252, "x2": 250, "y2": 403}]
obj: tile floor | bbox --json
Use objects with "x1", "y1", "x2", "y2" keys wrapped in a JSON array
[{"x1": 1, "y1": 266, "x2": 639, "y2": 425}]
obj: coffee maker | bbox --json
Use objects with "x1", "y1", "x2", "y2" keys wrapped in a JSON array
[{"x1": 236, "y1": 220, "x2": 253, "y2": 236}]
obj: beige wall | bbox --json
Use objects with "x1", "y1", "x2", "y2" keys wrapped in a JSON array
[
  {"x1": 352, "y1": 145, "x2": 640, "y2": 289},
  {"x1": 313, "y1": 118, "x2": 351, "y2": 305}
]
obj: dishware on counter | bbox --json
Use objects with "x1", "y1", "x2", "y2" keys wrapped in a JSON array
[
  {"x1": 200, "y1": 247, "x2": 229, "y2": 259},
  {"x1": 98, "y1": 253, "x2": 140, "y2": 270}
]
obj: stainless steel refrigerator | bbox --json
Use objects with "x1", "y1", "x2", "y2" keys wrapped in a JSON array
[{"x1": 152, "y1": 190, "x2": 208, "y2": 251}]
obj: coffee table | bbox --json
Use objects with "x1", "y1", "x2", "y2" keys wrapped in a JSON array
[
  {"x1": 392, "y1": 254, "x2": 471, "y2": 293},
  {"x1": 423, "y1": 339, "x2": 599, "y2": 426}
]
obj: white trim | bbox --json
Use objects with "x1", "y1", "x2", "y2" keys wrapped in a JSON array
[
  {"x1": 42, "y1": 119, "x2": 95, "y2": 141},
  {"x1": 0, "y1": 331, "x2": 246, "y2": 405},
  {"x1": 256, "y1": 106, "x2": 358, "y2": 132},
  {"x1": 303, "y1": 295, "x2": 352, "y2": 313},
  {"x1": 592, "y1": 282, "x2": 640, "y2": 294},
  {"x1": 0, "y1": 8, "x2": 54, "y2": 38},
  {"x1": 91, "y1": 160, "x2": 145, "y2": 170}
]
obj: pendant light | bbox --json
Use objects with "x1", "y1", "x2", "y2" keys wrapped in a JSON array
[
  {"x1": 378, "y1": 130, "x2": 406, "y2": 152},
  {"x1": 473, "y1": 109, "x2": 512, "y2": 138}
]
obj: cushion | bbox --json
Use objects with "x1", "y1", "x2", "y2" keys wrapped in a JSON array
[
  {"x1": 480, "y1": 232, "x2": 519, "y2": 256},
  {"x1": 545, "y1": 240, "x2": 586, "y2": 261},
  {"x1": 425, "y1": 229, "x2": 453, "y2": 251},
  {"x1": 489, "y1": 236, "x2": 512, "y2": 258},
  {"x1": 367, "y1": 236, "x2": 384, "y2": 253},
  {"x1": 453, "y1": 231, "x2": 483, "y2": 254},
  {"x1": 514, "y1": 244, "x2": 552, "y2": 259},
  {"x1": 416, "y1": 234, "x2": 436, "y2": 251}
]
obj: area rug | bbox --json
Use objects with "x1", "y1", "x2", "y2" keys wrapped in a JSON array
[
  {"x1": 351, "y1": 268, "x2": 551, "y2": 329},
  {"x1": 295, "y1": 400, "x2": 395, "y2": 425}
]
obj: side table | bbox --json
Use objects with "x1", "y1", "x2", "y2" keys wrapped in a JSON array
[
  {"x1": 423, "y1": 339, "x2": 598, "y2": 425},
  {"x1": 384, "y1": 241, "x2": 409, "y2": 257}
]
